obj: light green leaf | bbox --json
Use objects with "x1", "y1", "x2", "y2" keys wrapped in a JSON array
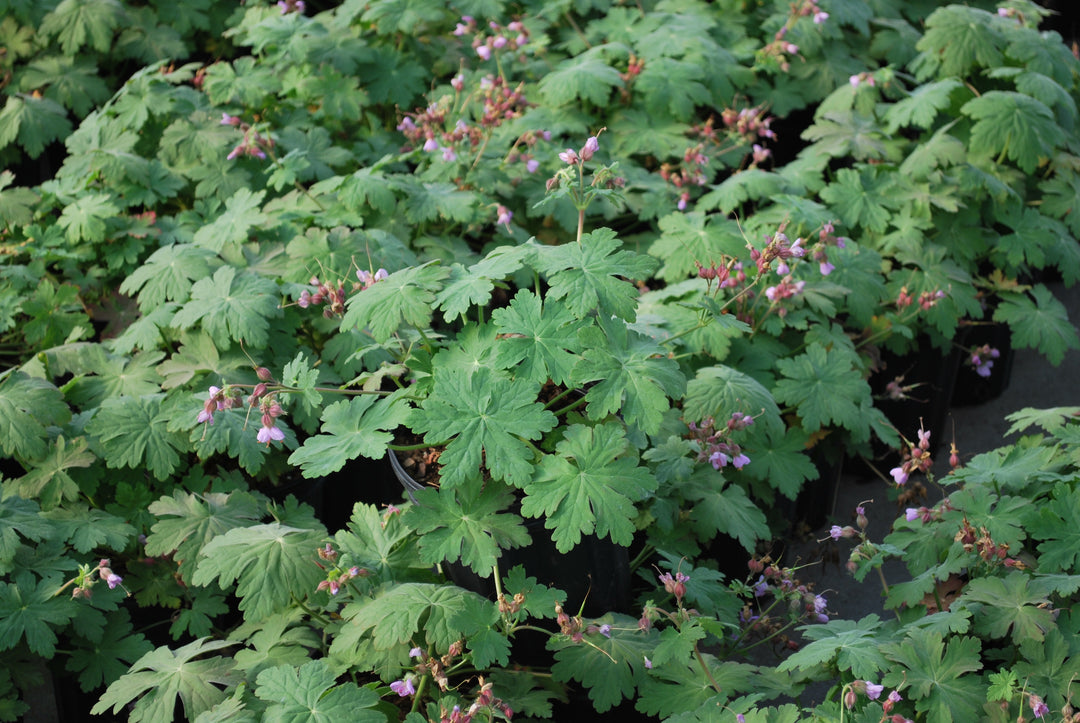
[
  {"x1": 289, "y1": 394, "x2": 412, "y2": 478},
  {"x1": 961, "y1": 91, "x2": 1062, "y2": 174},
  {"x1": 255, "y1": 660, "x2": 382, "y2": 723},
  {"x1": 649, "y1": 212, "x2": 746, "y2": 282},
  {"x1": 146, "y1": 489, "x2": 263, "y2": 580},
  {"x1": 86, "y1": 394, "x2": 185, "y2": 481},
  {"x1": 191, "y1": 523, "x2": 327, "y2": 622},
  {"x1": 882, "y1": 631, "x2": 983, "y2": 722},
  {"x1": 340, "y1": 263, "x2": 450, "y2": 343},
  {"x1": 57, "y1": 193, "x2": 120, "y2": 243},
  {"x1": 340, "y1": 582, "x2": 486, "y2": 653},
  {"x1": 534, "y1": 227, "x2": 658, "y2": 321},
  {"x1": 0, "y1": 571, "x2": 78, "y2": 657},
  {"x1": 571, "y1": 315, "x2": 685, "y2": 436},
  {"x1": 993, "y1": 285, "x2": 1080, "y2": 365},
  {"x1": 119, "y1": 244, "x2": 218, "y2": 312},
  {"x1": 0, "y1": 371, "x2": 71, "y2": 461},
  {"x1": 193, "y1": 189, "x2": 269, "y2": 253},
  {"x1": 773, "y1": 343, "x2": 870, "y2": 433},
  {"x1": 538, "y1": 52, "x2": 623, "y2": 107},
  {"x1": 884, "y1": 79, "x2": 964, "y2": 133},
  {"x1": 521, "y1": 423, "x2": 656, "y2": 552},
  {"x1": 412, "y1": 367, "x2": 556, "y2": 488},
  {"x1": 171, "y1": 266, "x2": 282, "y2": 348},
  {"x1": 40, "y1": 0, "x2": 125, "y2": 54},
  {"x1": 406, "y1": 484, "x2": 530, "y2": 575},
  {"x1": 958, "y1": 571, "x2": 1055, "y2": 645},
  {"x1": 90, "y1": 638, "x2": 239, "y2": 723},
  {"x1": 491, "y1": 290, "x2": 585, "y2": 386},
  {"x1": 6, "y1": 435, "x2": 94, "y2": 509}
]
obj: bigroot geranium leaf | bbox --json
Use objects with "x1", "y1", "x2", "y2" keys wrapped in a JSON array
[
  {"x1": 571, "y1": 315, "x2": 685, "y2": 436},
  {"x1": 0, "y1": 571, "x2": 78, "y2": 657},
  {"x1": 340, "y1": 262, "x2": 450, "y2": 343},
  {"x1": 145, "y1": 489, "x2": 263, "y2": 581},
  {"x1": 520, "y1": 423, "x2": 656, "y2": 552},
  {"x1": 191, "y1": 522, "x2": 327, "y2": 621},
  {"x1": 412, "y1": 367, "x2": 556, "y2": 488},
  {"x1": 90, "y1": 638, "x2": 239, "y2": 723},
  {"x1": 255, "y1": 660, "x2": 382, "y2": 723},
  {"x1": 533, "y1": 228, "x2": 658, "y2": 321},
  {"x1": 86, "y1": 393, "x2": 186, "y2": 481},
  {"x1": 994, "y1": 284, "x2": 1080, "y2": 366},
  {"x1": 773, "y1": 343, "x2": 869, "y2": 433},
  {"x1": 882, "y1": 630, "x2": 983, "y2": 722},
  {"x1": 171, "y1": 266, "x2": 282, "y2": 349},
  {"x1": 289, "y1": 393, "x2": 412, "y2": 478},
  {"x1": 549, "y1": 613, "x2": 654, "y2": 713},
  {"x1": 957, "y1": 571, "x2": 1056, "y2": 645},
  {"x1": 491, "y1": 290, "x2": 585, "y2": 386},
  {"x1": 0, "y1": 371, "x2": 71, "y2": 461},
  {"x1": 118, "y1": 243, "x2": 218, "y2": 313},
  {"x1": 405, "y1": 484, "x2": 530, "y2": 576},
  {"x1": 67, "y1": 608, "x2": 153, "y2": 692}
]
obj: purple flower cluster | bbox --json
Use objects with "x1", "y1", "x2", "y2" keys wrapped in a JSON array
[
  {"x1": 890, "y1": 426, "x2": 933, "y2": 486},
  {"x1": 966, "y1": 343, "x2": 1001, "y2": 378},
  {"x1": 688, "y1": 414, "x2": 754, "y2": 472}
]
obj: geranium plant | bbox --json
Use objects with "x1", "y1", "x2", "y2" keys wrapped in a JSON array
[{"x1": 0, "y1": 0, "x2": 1078, "y2": 720}]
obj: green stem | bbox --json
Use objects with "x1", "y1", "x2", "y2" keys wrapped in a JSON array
[
  {"x1": 410, "y1": 672, "x2": 429, "y2": 714},
  {"x1": 659, "y1": 318, "x2": 710, "y2": 347},
  {"x1": 576, "y1": 206, "x2": 585, "y2": 245},
  {"x1": 549, "y1": 395, "x2": 588, "y2": 417},
  {"x1": 627, "y1": 542, "x2": 655, "y2": 572},
  {"x1": 693, "y1": 643, "x2": 723, "y2": 694},
  {"x1": 541, "y1": 387, "x2": 578, "y2": 411}
]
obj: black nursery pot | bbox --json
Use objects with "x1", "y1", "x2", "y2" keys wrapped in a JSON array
[
  {"x1": 853, "y1": 337, "x2": 964, "y2": 477},
  {"x1": 951, "y1": 321, "x2": 1015, "y2": 407}
]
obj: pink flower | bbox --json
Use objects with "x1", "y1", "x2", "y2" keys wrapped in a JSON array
[
  {"x1": 598, "y1": 624, "x2": 611, "y2": 638},
  {"x1": 849, "y1": 75, "x2": 861, "y2": 88},
  {"x1": 476, "y1": 44, "x2": 491, "y2": 60},
  {"x1": 829, "y1": 525, "x2": 843, "y2": 540},
  {"x1": 390, "y1": 678, "x2": 416, "y2": 697},
  {"x1": 887, "y1": 691, "x2": 902, "y2": 703},
  {"x1": 644, "y1": 656, "x2": 653, "y2": 669},
  {"x1": 559, "y1": 148, "x2": 579, "y2": 165},
  {"x1": 526, "y1": 158, "x2": 539, "y2": 173},
  {"x1": 197, "y1": 409, "x2": 214, "y2": 424},
  {"x1": 865, "y1": 682, "x2": 884, "y2": 700},
  {"x1": 496, "y1": 205, "x2": 513, "y2": 228},
  {"x1": 732, "y1": 453, "x2": 751, "y2": 469},
  {"x1": 451, "y1": 74, "x2": 464, "y2": 91},
  {"x1": 820, "y1": 261, "x2": 835, "y2": 275},
  {"x1": 409, "y1": 647, "x2": 423, "y2": 658},
  {"x1": 105, "y1": 572, "x2": 122, "y2": 589},
  {"x1": 1030, "y1": 695, "x2": 1049, "y2": 718},
  {"x1": 813, "y1": 11, "x2": 829, "y2": 23},
  {"x1": 905, "y1": 508, "x2": 920, "y2": 521},
  {"x1": 221, "y1": 113, "x2": 240, "y2": 126},
  {"x1": 422, "y1": 138, "x2": 438, "y2": 152},
  {"x1": 257, "y1": 424, "x2": 285, "y2": 444},
  {"x1": 442, "y1": 147, "x2": 457, "y2": 161},
  {"x1": 492, "y1": 35, "x2": 507, "y2": 49},
  {"x1": 580, "y1": 135, "x2": 599, "y2": 161},
  {"x1": 890, "y1": 467, "x2": 909, "y2": 485}
]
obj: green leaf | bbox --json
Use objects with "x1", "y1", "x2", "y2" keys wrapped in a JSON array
[
  {"x1": 193, "y1": 189, "x2": 269, "y2": 253},
  {"x1": 156, "y1": 330, "x2": 249, "y2": 390},
  {"x1": 491, "y1": 290, "x2": 585, "y2": 386},
  {"x1": 119, "y1": 244, "x2": 218, "y2": 312},
  {"x1": 913, "y1": 6, "x2": 1002, "y2": 80},
  {"x1": 39, "y1": 0, "x2": 125, "y2": 54},
  {"x1": 1014, "y1": 628, "x2": 1080, "y2": 709},
  {"x1": 0, "y1": 571, "x2": 78, "y2": 657},
  {"x1": 501, "y1": 565, "x2": 565, "y2": 620},
  {"x1": 549, "y1": 613, "x2": 653, "y2": 712},
  {"x1": 884, "y1": 79, "x2": 964, "y2": 133},
  {"x1": 1028, "y1": 483, "x2": 1080, "y2": 573},
  {"x1": 801, "y1": 111, "x2": 888, "y2": 161},
  {"x1": 773, "y1": 343, "x2": 870, "y2": 433},
  {"x1": 6, "y1": 435, "x2": 94, "y2": 509},
  {"x1": 255, "y1": 660, "x2": 382, "y2": 723},
  {"x1": 993, "y1": 285, "x2": 1080, "y2": 365},
  {"x1": 0, "y1": 497, "x2": 51, "y2": 574},
  {"x1": 403, "y1": 182, "x2": 477, "y2": 225},
  {"x1": 0, "y1": 372, "x2": 71, "y2": 460},
  {"x1": 67, "y1": 609, "x2": 153, "y2": 692},
  {"x1": 412, "y1": 367, "x2": 556, "y2": 488},
  {"x1": 682, "y1": 474, "x2": 770, "y2": 551},
  {"x1": 171, "y1": 266, "x2": 282, "y2": 348},
  {"x1": 0, "y1": 94, "x2": 72, "y2": 158},
  {"x1": 406, "y1": 484, "x2": 530, "y2": 575},
  {"x1": 289, "y1": 394, "x2": 411, "y2": 478},
  {"x1": 90, "y1": 638, "x2": 239, "y2": 723},
  {"x1": 697, "y1": 169, "x2": 790, "y2": 216},
  {"x1": 40, "y1": 504, "x2": 135, "y2": 554},
  {"x1": 86, "y1": 394, "x2": 185, "y2": 481},
  {"x1": 534, "y1": 228, "x2": 658, "y2": 321},
  {"x1": 819, "y1": 167, "x2": 897, "y2": 233},
  {"x1": 0, "y1": 170, "x2": 39, "y2": 227},
  {"x1": 340, "y1": 582, "x2": 485, "y2": 653},
  {"x1": 958, "y1": 571, "x2": 1055, "y2": 645},
  {"x1": 961, "y1": 91, "x2": 1062, "y2": 174},
  {"x1": 571, "y1": 315, "x2": 685, "y2": 436},
  {"x1": 538, "y1": 51, "x2": 623, "y2": 107},
  {"x1": 186, "y1": 404, "x2": 286, "y2": 475},
  {"x1": 683, "y1": 364, "x2": 783, "y2": 438},
  {"x1": 340, "y1": 263, "x2": 450, "y2": 343},
  {"x1": 521, "y1": 423, "x2": 656, "y2": 552},
  {"x1": 57, "y1": 193, "x2": 120, "y2": 244},
  {"x1": 146, "y1": 490, "x2": 263, "y2": 580},
  {"x1": 882, "y1": 631, "x2": 983, "y2": 722},
  {"x1": 779, "y1": 615, "x2": 890, "y2": 680},
  {"x1": 649, "y1": 212, "x2": 746, "y2": 282},
  {"x1": 191, "y1": 523, "x2": 327, "y2": 622}
]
